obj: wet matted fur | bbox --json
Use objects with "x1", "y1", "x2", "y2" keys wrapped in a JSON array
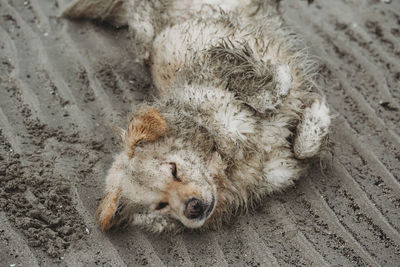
[{"x1": 63, "y1": 0, "x2": 331, "y2": 233}]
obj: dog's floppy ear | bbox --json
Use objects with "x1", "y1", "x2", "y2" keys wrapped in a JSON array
[
  {"x1": 95, "y1": 108, "x2": 166, "y2": 232},
  {"x1": 123, "y1": 108, "x2": 168, "y2": 158},
  {"x1": 95, "y1": 187, "x2": 121, "y2": 232}
]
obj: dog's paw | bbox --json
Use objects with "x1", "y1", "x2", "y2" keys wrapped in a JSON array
[
  {"x1": 247, "y1": 63, "x2": 292, "y2": 113},
  {"x1": 294, "y1": 99, "x2": 331, "y2": 159}
]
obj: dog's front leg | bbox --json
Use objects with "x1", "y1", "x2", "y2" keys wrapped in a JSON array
[
  {"x1": 241, "y1": 63, "x2": 292, "y2": 113},
  {"x1": 131, "y1": 213, "x2": 181, "y2": 233}
]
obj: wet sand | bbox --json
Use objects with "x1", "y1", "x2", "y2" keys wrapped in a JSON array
[{"x1": 0, "y1": 0, "x2": 399, "y2": 266}]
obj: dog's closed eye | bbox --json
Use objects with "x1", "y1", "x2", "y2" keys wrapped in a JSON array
[
  {"x1": 169, "y1": 162, "x2": 181, "y2": 182},
  {"x1": 155, "y1": 202, "x2": 169, "y2": 210}
]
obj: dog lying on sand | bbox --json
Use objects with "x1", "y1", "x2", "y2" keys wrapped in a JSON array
[{"x1": 63, "y1": 0, "x2": 331, "y2": 233}]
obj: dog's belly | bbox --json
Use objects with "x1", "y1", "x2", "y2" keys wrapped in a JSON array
[
  {"x1": 150, "y1": 19, "x2": 230, "y2": 92},
  {"x1": 150, "y1": 16, "x2": 288, "y2": 93}
]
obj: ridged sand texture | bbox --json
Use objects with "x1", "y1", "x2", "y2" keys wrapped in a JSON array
[{"x1": 0, "y1": 0, "x2": 399, "y2": 266}]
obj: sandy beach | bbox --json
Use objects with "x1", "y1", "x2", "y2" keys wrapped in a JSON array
[{"x1": 0, "y1": 0, "x2": 399, "y2": 266}]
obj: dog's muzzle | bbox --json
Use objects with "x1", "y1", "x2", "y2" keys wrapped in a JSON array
[{"x1": 184, "y1": 196, "x2": 215, "y2": 220}]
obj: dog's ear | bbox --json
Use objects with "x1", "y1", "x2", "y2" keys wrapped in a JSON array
[
  {"x1": 95, "y1": 187, "x2": 121, "y2": 232},
  {"x1": 123, "y1": 108, "x2": 168, "y2": 158}
]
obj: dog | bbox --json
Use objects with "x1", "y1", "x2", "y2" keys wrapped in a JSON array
[{"x1": 63, "y1": 0, "x2": 331, "y2": 233}]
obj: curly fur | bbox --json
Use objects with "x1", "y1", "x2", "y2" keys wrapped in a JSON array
[{"x1": 63, "y1": 0, "x2": 331, "y2": 233}]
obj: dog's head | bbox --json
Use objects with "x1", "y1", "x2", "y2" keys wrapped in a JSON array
[{"x1": 96, "y1": 108, "x2": 221, "y2": 232}]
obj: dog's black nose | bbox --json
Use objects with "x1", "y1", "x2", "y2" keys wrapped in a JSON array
[{"x1": 184, "y1": 198, "x2": 205, "y2": 220}]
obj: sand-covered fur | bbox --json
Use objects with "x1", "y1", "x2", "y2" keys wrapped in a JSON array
[{"x1": 63, "y1": 0, "x2": 331, "y2": 233}]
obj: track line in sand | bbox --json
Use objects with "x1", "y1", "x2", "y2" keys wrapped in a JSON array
[
  {"x1": 307, "y1": 11, "x2": 399, "y2": 107},
  {"x1": 316, "y1": 0, "x2": 400, "y2": 69},
  {"x1": 144, "y1": 233, "x2": 193, "y2": 266},
  {"x1": 242, "y1": 223, "x2": 281, "y2": 267},
  {"x1": 246, "y1": 201, "x2": 323, "y2": 265},
  {"x1": 179, "y1": 231, "x2": 230, "y2": 266},
  {"x1": 0, "y1": 107, "x2": 23, "y2": 155},
  {"x1": 149, "y1": 232, "x2": 221, "y2": 266},
  {"x1": 294, "y1": 178, "x2": 380, "y2": 266},
  {"x1": 18, "y1": 1, "x2": 170, "y2": 263},
  {"x1": 108, "y1": 229, "x2": 167, "y2": 267},
  {"x1": 225, "y1": 218, "x2": 280, "y2": 266},
  {"x1": 330, "y1": 160, "x2": 400, "y2": 242},
  {"x1": 304, "y1": 26, "x2": 400, "y2": 145},
  {"x1": 283, "y1": 1, "x2": 400, "y2": 141},
  {"x1": 0, "y1": 1, "x2": 92, "y2": 129},
  {"x1": 333, "y1": 114, "x2": 400, "y2": 196},
  {"x1": 1, "y1": 0, "x2": 400, "y2": 265},
  {"x1": 59, "y1": 19, "x2": 169, "y2": 267},
  {"x1": 296, "y1": 26, "x2": 400, "y2": 175},
  {"x1": 308, "y1": 161, "x2": 400, "y2": 265},
  {"x1": 0, "y1": 213, "x2": 40, "y2": 267},
  {"x1": 264, "y1": 202, "x2": 330, "y2": 266},
  {"x1": 0, "y1": 6, "x2": 129, "y2": 258},
  {"x1": 62, "y1": 186, "x2": 127, "y2": 266},
  {"x1": 309, "y1": 20, "x2": 400, "y2": 133},
  {"x1": 60, "y1": 20, "x2": 135, "y2": 121},
  {"x1": 315, "y1": 47, "x2": 400, "y2": 178}
]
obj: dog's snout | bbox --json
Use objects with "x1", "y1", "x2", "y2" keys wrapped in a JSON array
[{"x1": 184, "y1": 198, "x2": 205, "y2": 219}]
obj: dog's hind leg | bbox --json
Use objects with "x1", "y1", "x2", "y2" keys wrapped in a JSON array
[
  {"x1": 294, "y1": 99, "x2": 331, "y2": 159},
  {"x1": 125, "y1": 0, "x2": 171, "y2": 62},
  {"x1": 61, "y1": 0, "x2": 128, "y2": 27}
]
